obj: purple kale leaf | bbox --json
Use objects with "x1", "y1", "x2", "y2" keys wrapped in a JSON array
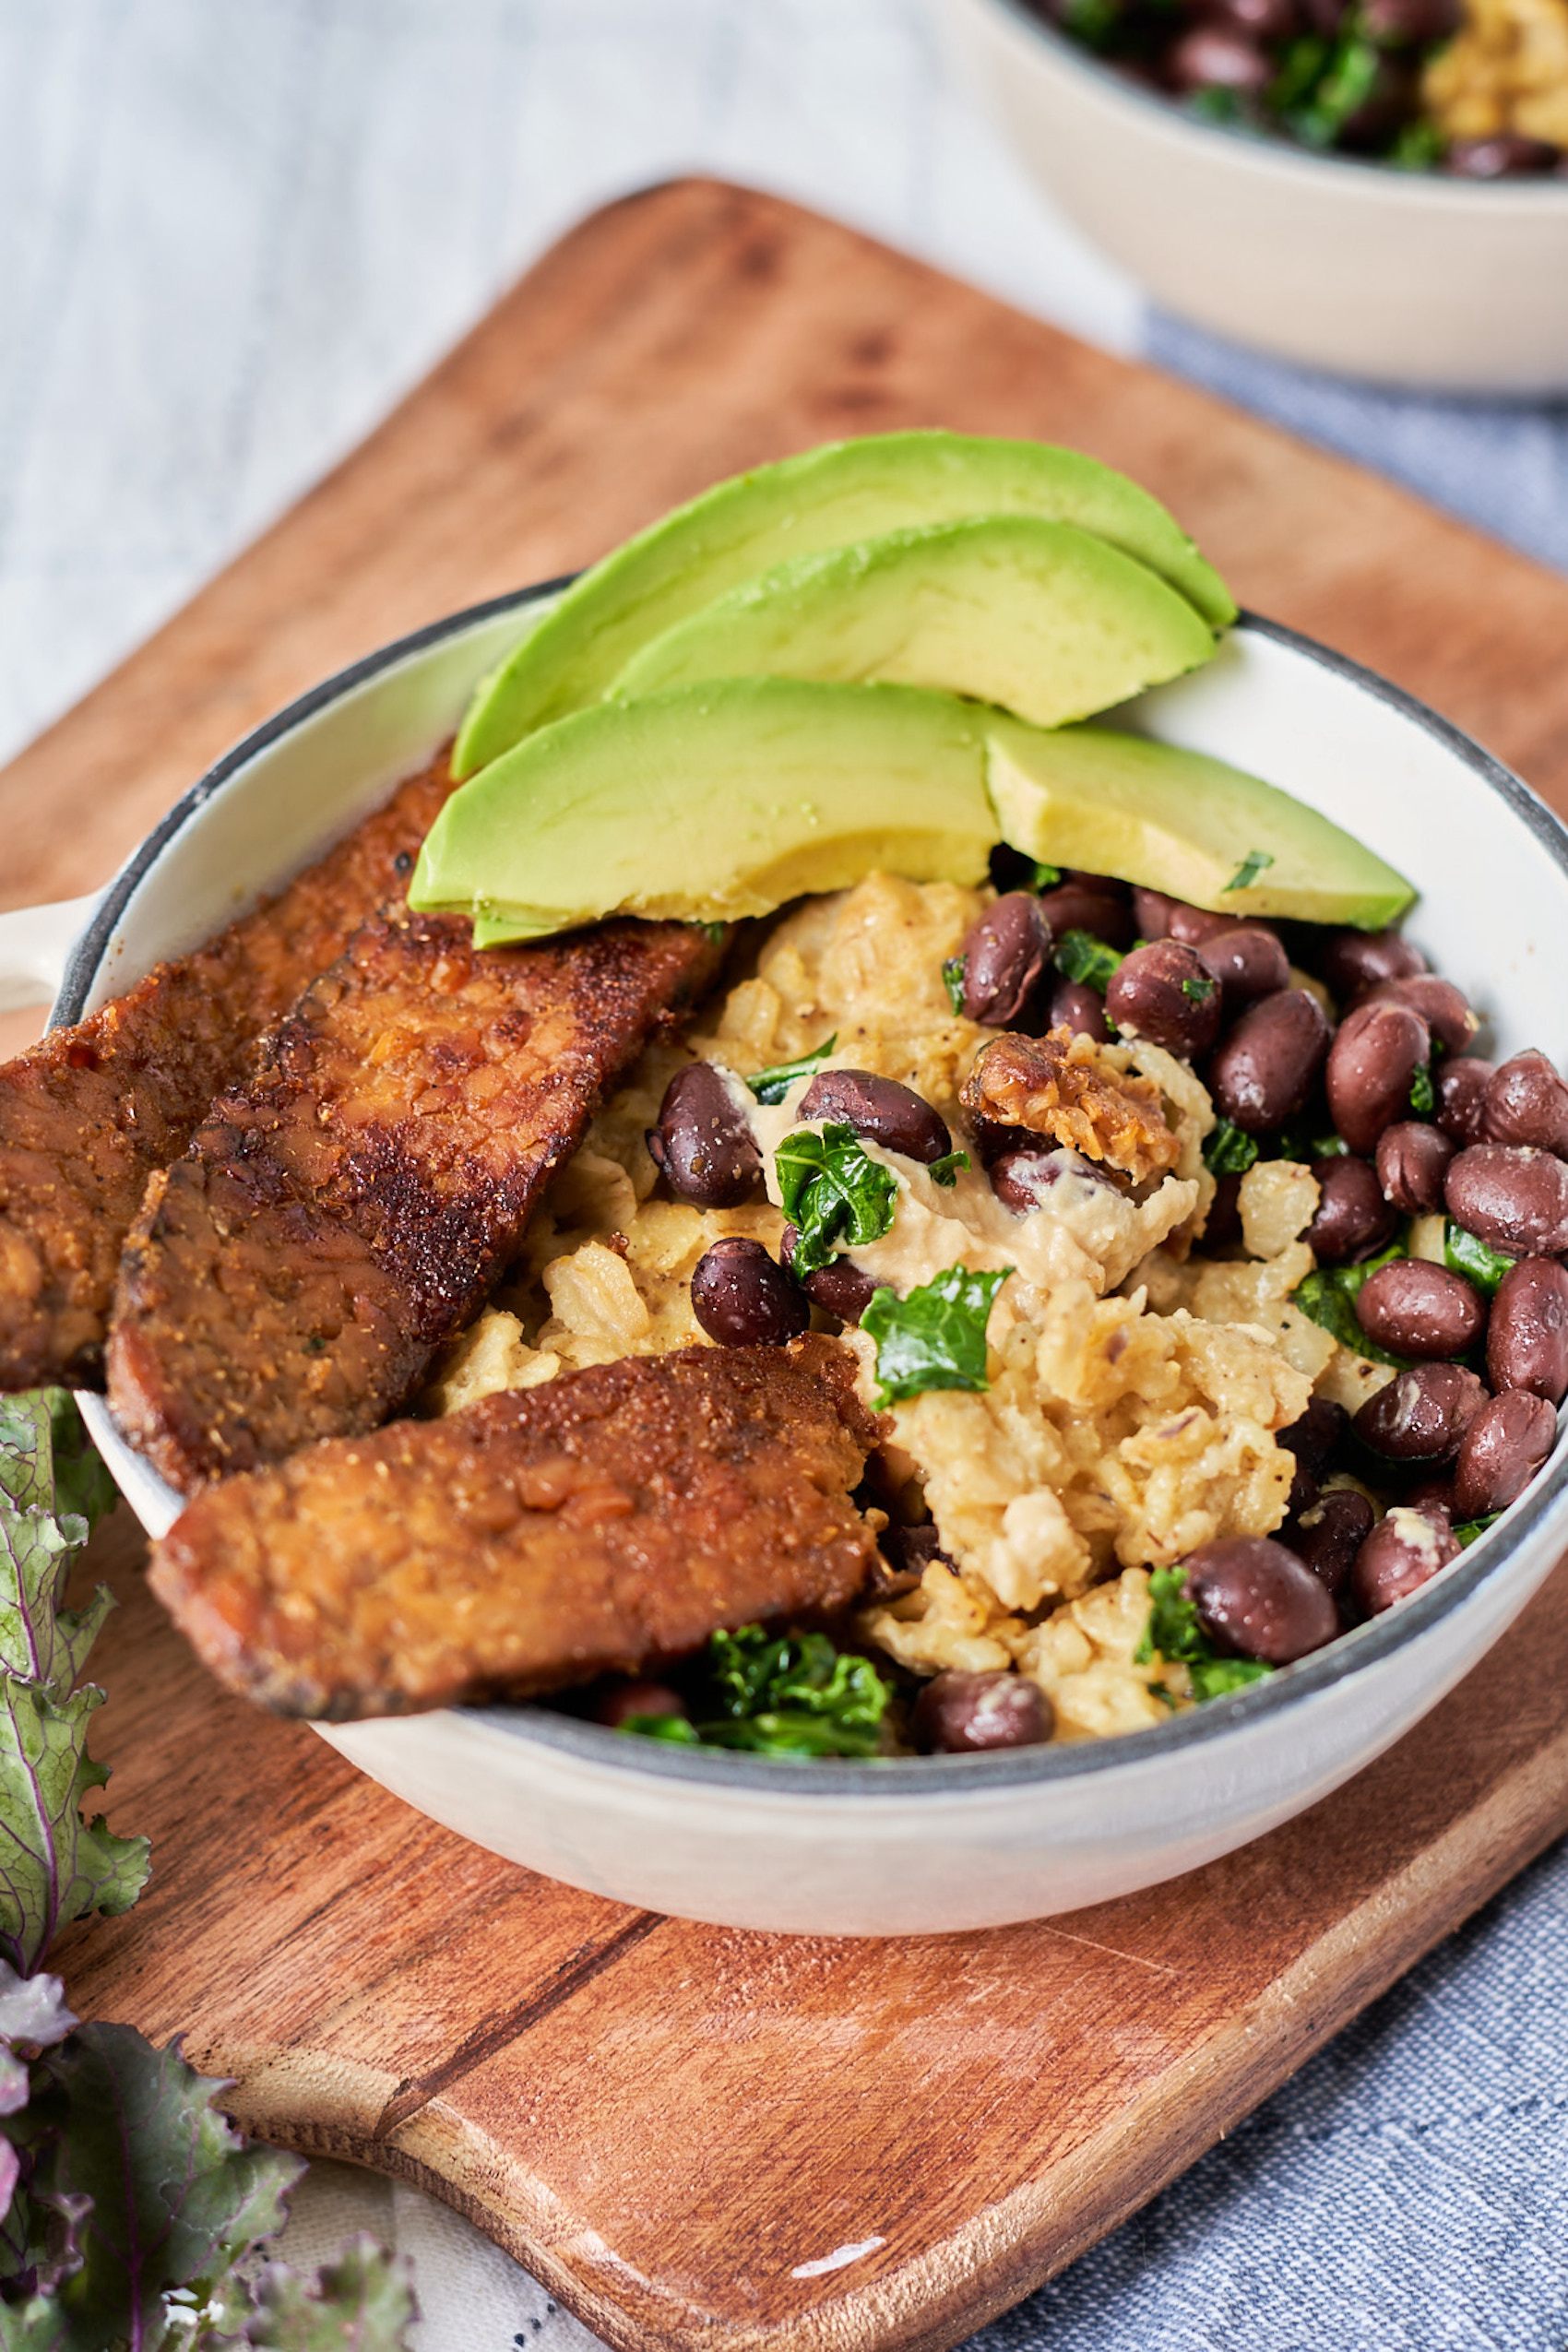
[
  {"x1": 0, "y1": 1396, "x2": 113, "y2": 1695},
  {"x1": 241, "y1": 2238, "x2": 419, "y2": 2349},
  {"x1": 0, "y1": 1682, "x2": 149, "y2": 1977},
  {"x1": 2, "y1": 2023, "x2": 303, "y2": 2346}
]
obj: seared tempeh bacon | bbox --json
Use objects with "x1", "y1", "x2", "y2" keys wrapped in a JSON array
[
  {"x1": 0, "y1": 749, "x2": 460, "y2": 1391},
  {"x1": 148, "y1": 1337, "x2": 883, "y2": 1717},
  {"x1": 108, "y1": 913, "x2": 722, "y2": 1492}
]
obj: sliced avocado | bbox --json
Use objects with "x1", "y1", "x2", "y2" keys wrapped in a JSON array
[
  {"x1": 609, "y1": 517, "x2": 1217, "y2": 726},
  {"x1": 413, "y1": 679, "x2": 998, "y2": 944},
  {"x1": 986, "y1": 719, "x2": 1415, "y2": 929},
  {"x1": 451, "y1": 433, "x2": 1235, "y2": 775}
]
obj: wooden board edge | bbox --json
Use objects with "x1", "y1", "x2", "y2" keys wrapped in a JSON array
[{"x1": 196, "y1": 1709, "x2": 1568, "y2": 2352}]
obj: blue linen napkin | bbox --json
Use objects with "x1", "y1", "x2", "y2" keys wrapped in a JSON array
[
  {"x1": 968, "y1": 1836, "x2": 1568, "y2": 2349},
  {"x1": 1147, "y1": 314, "x2": 1568, "y2": 578}
]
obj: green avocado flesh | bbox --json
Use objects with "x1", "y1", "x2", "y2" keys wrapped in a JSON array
[
  {"x1": 450, "y1": 433, "x2": 1235, "y2": 776},
  {"x1": 986, "y1": 719, "x2": 1416, "y2": 928},
  {"x1": 609, "y1": 517, "x2": 1217, "y2": 726},
  {"x1": 413, "y1": 677, "x2": 1414, "y2": 944},
  {"x1": 414, "y1": 680, "x2": 998, "y2": 943}
]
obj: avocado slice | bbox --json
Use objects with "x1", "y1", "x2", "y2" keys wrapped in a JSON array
[
  {"x1": 609, "y1": 517, "x2": 1217, "y2": 726},
  {"x1": 414, "y1": 679, "x2": 998, "y2": 944},
  {"x1": 986, "y1": 719, "x2": 1415, "y2": 929},
  {"x1": 451, "y1": 433, "x2": 1235, "y2": 776}
]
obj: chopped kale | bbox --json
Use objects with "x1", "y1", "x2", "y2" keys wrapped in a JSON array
[
  {"x1": 1444, "y1": 1219, "x2": 1517, "y2": 1299},
  {"x1": 775, "y1": 1122, "x2": 897, "y2": 1277},
  {"x1": 1408, "y1": 1063, "x2": 1435, "y2": 1115},
  {"x1": 861, "y1": 1265, "x2": 1008, "y2": 1408},
  {"x1": 927, "y1": 1149, "x2": 970, "y2": 1189},
  {"x1": 746, "y1": 1032, "x2": 837, "y2": 1107},
  {"x1": 1203, "y1": 1119, "x2": 1259, "y2": 1177},
  {"x1": 1291, "y1": 1237, "x2": 1414, "y2": 1369},
  {"x1": 1221, "y1": 849, "x2": 1275, "y2": 894},
  {"x1": 1181, "y1": 972, "x2": 1218, "y2": 1004},
  {"x1": 622, "y1": 1625, "x2": 893, "y2": 1758},
  {"x1": 1134, "y1": 1564, "x2": 1273, "y2": 1704},
  {"x1": 942, "y1": 956, "x2": 968, "y2": 1017},
  {"x1": 1454, "y1": 1513, "x2": 1503, "y2": 1550},
  {"x1": 1054, "y1": 929, "x2": 1123, "y2": 993},
  {"x1": 1027, "y1": 861, "x2": 1063, "y2": 892}
]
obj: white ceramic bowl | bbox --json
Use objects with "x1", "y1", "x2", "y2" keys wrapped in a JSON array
[
  {"x1": 8, "y1": 588, "x2": 1568, "y2": 1937},
  {"x1": 936, "y1": 0, "x2": 1568, "y2": 392}
]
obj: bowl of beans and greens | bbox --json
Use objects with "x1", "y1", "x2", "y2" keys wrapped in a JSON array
[{"x1": 937, "y1": 0, "x2": 1568, "y2": 390}]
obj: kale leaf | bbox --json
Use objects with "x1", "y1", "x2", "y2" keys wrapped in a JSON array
[
  {"x1": 242, "y1": 2236, "x2": 419, "y2": 2349},
  {"x1": 1221, "y1": 848, "x2": 1275, "y2": 893},
  {"x1": 861, "y1": 1265, "x2": 1008, "y2": 1408},
  {"x1": 1, "y1": 2023, "x2": 303, "y2": 2336},
  {"x1": 1408, "y1": 1063, "x2": 1435, "y2": 1115},
  {"x1": 1203, "y1": 1118, "x2": 1259, "y2": 1177},
  {"x1": 1053, "y1": 929, "x2": 1123, "y2": 994},
  {"x1": 1444, "y1": 1218, "x2": 1516, "y2": 1298},
  {"x1": 0, "y1": 1681, "x2": 150, "y2": 1978},
  {"x1": 1454, "y1": 1512, "x2": 1503, "y2": 1550},
  {"x1": 775, "y1": 1123, "x2": 897, "y2": 1277},
  {"x1": 624, "y1": 1625, "x2": 893, "y2": 1758},
  {"x1": 926, "y1": 1150, "x2": 970, "y2": 1189},
  {"x1": 942, "y1": 956, "x2": 968, "y2": 1017},
  {"x1": 746, "y1": 1034, "x2": 837, "y2": 1107},
  {"x1": 1133, "y1": 1565, "x2": 1273, "y2": 1703}
]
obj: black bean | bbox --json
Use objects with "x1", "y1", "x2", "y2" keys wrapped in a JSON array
[
  {"x1": 1350, "y1": 1504, "x2": 1460, "y2": 1615},
  {"x1": 647, "y1": 1063, "x2": 763, "y2": 1208},
  {"x1": 1279, "y1": 1488, "x2": 1375, "y2": 1599},
  {"x1": 1352, "y1": 1361, "x2": 1490, "y2": 1462},
  {"x1": 1488, "y1": 1257, "x2": 1568, "y2": 1406},
  {"x1": 1168, "y1": 24, "x2": 1272, "y2": 86},
  {"x1": 1318, "y1": 927, "x2": 1425, "y2": 1001},
  {"x1": 912, "y1": 1670, "x2": 1053, "y2": 1753},
  {"x1": 1060, "y1": 868, "x2": 1130, "y2": 898},
  {"x1": 1304, "y1": 1154, "x2": 1396, "y2": 1265},
  {"x1": 1044, "y1": 974, "x2": 1113, "y2": 1043},
  {"x1": 1130, "y1": 887, "x2": 1241, "y2": 944},
  {"x1": 1482, "y1": 1049, "x2": 1568, "y2": 1154},
  {"x1": 1325, "y1": 999, "x2": 1430, "y2": 1156},
  {"x1": 1445, "y1": 1144, "x2": 1568, "y2": 1257},
  {"x1": 1197, "y1": 923, "x2": 1290, "y2": 1016},
  {"x1": 956, "y1": 892, "x2": 1051, "y2": 1027},
  {"x1": 990, "y1": 1143, "x2": 1118, "y2": 1216},
  {"x1": 1210, "y1": 988, "x2": 1333, "y2": 1134},
  {"x1": 1104, "y1": 940, "x2": 1222, "y2": 1058},
  {"x1": 1360, "y1": 0, "x2": 1457, "y2": 39},
  {"x1": 690, "y1": 1237, "x2": 810, "y2": 1347},
  {"x1": 778, "y1": 1225, "x2": 880, "y2": 1324},
  {"x1": 1211, "y1": 0, "x2": 1300, "y2": 37},
  {"x1": 595, "y1": 1679, "x2": 690, "y2": 1728},
  {"x1": 799, "y1": 1068, "x2": 952, "y2": 1164},
  {"x1": 1035, "y1": 884, "x2": 1134, "y2": 951},
  {"x1": 1203, "y1": 1170, "x2": 1244, "y2": 1250},
  {"x1": 1359, "y1": 974, "x2": 1479, "y2": 1056},
  {"x1": 1452, "y1": 1389, "x2": 1557, "y2": 1520},
  {"x1": 1375, "y1": 1120, "x2": 1456, "y2": 1215},
  {"x1": 876, "y1": 1521, "x2": 955, "y2": 1595},
  {"x1": 1447, "y1": 135, "x2": 1563, "y2": 177},
  {"x1": 1434, "y1": 1057, "x2": 1493, "y2": 1146},
  {"x1": 1184, "y1": 1536, "x2": 1339, "y2": 1664},
  {"x1": 1355, "y1": 1259, "x2": 1485, "y2": 1360},
  {"x1": 1279, "y1": 1394, "x2": 1349, "y2": 1480}
]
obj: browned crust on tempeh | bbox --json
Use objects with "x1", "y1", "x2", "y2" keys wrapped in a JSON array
[
  {"x1": 961, "y1": 1026, "x2": 1180, "y2": 1183},
  {"x1": 0, "y1": 748, "x2": 461, "y2": 1391},
  {"x1": 107, "y1": 912, "x2": 723, "y2": 1493},
  {"x1": 147, "y1": 1337, "x2": 884, "y2": 1718}
]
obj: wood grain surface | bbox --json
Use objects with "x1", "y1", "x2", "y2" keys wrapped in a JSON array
[{"x1": 38, "y1": 179, "x2": 1568, "y2": 2352}]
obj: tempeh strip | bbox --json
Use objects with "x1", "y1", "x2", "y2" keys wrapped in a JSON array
[
  {"x1": 148, "y1": 1337, "x2": 883, "y2": 1718},
  {"x1": 108, "y1": 911, "x2": 722, "y2": 1492},
  {"x1": 0, "y1": 747, "x2": 459, "y2": 1390}
]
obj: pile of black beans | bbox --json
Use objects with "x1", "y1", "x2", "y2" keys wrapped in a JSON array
[
  {"x1": 1017, "y1": 0, "x2": 1568, "y2": 176},
  {"x1": 950, "y1": 868, "x2": 1568, "y2": 1666},
  {"x1": 646, "y1": 870, "x2": 1565, "y2": 1733}
]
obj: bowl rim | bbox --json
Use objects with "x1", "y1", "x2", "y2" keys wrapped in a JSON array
[
  {"x1": 964, "y1": 0, "x2": 1568, "y2": 208},
  {"x1": 58, "y1": 588, "x2": 1568, "y2": 1799}
]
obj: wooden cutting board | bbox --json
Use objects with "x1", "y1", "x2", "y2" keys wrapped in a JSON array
[{"x1": 42, "y1": 181, "x2": 1568, "y2": 2352}]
